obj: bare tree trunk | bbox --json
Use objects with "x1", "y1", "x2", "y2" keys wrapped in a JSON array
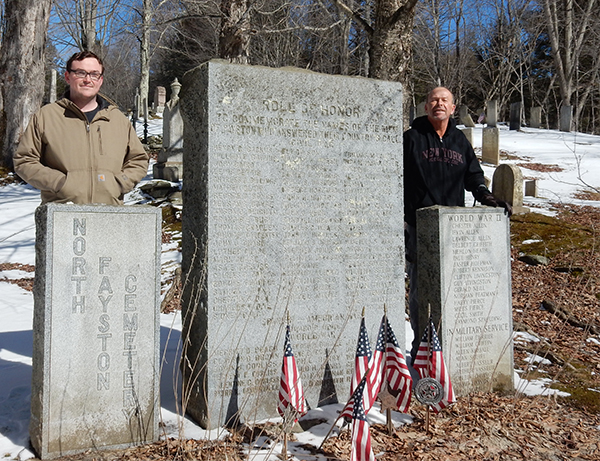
[
  {"x1": 0, "y1": 0, "x2": 51, "y2": 169},
  {"x1": 369, "y1": 0, "x2": 419, "y2": 88},
  {"x1": 543, "y1": 0, "x2": 597, "y2": 107},
  {"x1": 80, "y1": 0, "x2": 98, "y2": 52},
  {"x1": 139, "y1": 0, "x2": 151, "y2": 116},
  {"x1": 219, "y1": 0, "x2": 251, "y2": 64}
]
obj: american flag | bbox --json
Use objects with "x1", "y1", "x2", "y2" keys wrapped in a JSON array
[
  {"x1": 278, "y1": 324, "x2": 307, "y2": 422},
  {"x1": 383, "y1": 317, "x2": 413, "y2": 413},
  {"x1": 340, "y1": 316, "x2": 372, "y2": 420},
  {"x1": 350, "y1": 376, "x2": 375, "y2": 461},
  {"x1": 363, "y1": 316, "x2": 386, "y2": 410},
  {"x1": 413, "y1": 318, "x2": 455, "y2": 413}
]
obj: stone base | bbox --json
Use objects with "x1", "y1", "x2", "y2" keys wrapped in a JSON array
[
  {"x1": 153, "y1": 162, "x2": 181, "y2": 182},
  {"x1": 512, "y1": 205, "x2": 530, "y2": 215}
]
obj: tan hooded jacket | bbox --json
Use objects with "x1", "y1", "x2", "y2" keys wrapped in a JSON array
[{"x1": 14, "y1": 95, "x2": 148, "y2": 205}]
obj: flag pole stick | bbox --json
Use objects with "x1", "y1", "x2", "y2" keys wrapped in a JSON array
[
  {"x1": 318, "y1": 367, "x2": 370, "y2": 450},
  {"x1": 282, "y1": 429, "x2": 288, "y2": 460},
  {"x1": 382, "y1": 304, "x2": 394, "y2": 436},
  {"x1": 425, "y1": 304, "x2": 432, "y2": 434},
  {"x1": 318, "y1": 413, "x2": 344, "y2": 450}
]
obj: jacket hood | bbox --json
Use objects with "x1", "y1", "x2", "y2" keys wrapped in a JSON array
[
  {"x1": 411, "y1": 115, "x2": 457, "y2": 136},
  {"x1": 59, "y1": 90, "x2": 114, "y2": 111}
]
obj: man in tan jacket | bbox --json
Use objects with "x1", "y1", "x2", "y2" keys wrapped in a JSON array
[{"x1": 13, "y1": 51, "x2": 148, "y2": 205}]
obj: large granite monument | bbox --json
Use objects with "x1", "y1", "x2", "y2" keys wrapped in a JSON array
[
  {"x1": 31, "y1": 204, "x2": 161, "y2": 459},
  {"x1": 416, "y1": 206, "x2": 513, "y2": 396},
  {"x1": 179, "y1": 60, "x2": 405, "y2": 428}
]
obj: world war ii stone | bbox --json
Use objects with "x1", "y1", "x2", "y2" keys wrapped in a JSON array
[
  {"x1": 180, "y1": 60, "x2": 405, "y2": 428},
  {"x1": 416, "y1": 206, "x2": 513, "y2": 396},
  {"x1": 30, "y1": 203, "x2": 161, "y2": 459}
]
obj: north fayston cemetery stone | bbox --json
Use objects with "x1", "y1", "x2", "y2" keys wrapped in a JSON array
[
  {"x1": 416, "y1": 206, "x2": 513, "y2": 396},
  {"x1": 180, "y1": 60, "x2": 405, "y2": 428},
  {"x1": 31, "y1": 204, "x2": 161, "y2": 459}
]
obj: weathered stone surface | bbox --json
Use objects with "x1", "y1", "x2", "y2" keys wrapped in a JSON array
[
  {"x1": 31, "y1": 203, "x2": 161, "y2": 459},
  {"x1": 460, "y1": 127, "x2": 473, "y2": 146},
  {"x1": 486, "y1": 100, "x2": 497, "y2": 128},
  {"x1": 530, "y1": 107, "x2": 542, "y2": 129},
  {"x1": 459, "y1": 105, "x2": 475, "y2": 127},
  {"x1": 180, "y1": 60, "x2": 405, "y2": 428},
  {"x1": 482, "y1": 127, "x2": 499, "y2": 166},
  {"x1": 492, "y1": 164, "x2": 529, "y2": 214},
  {"x1": 560, "y1": 105, "x2": 572, "y2": 132},
  {"x1": 510, "y1": 102, "x2": 522, "y2": 131},
  {"x1": 416, "y1": 206, "x2": 513, "y2": 396}
]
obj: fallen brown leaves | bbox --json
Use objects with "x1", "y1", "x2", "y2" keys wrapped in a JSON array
[
  {"x1": 0, "y1": 262, "x2": 34, "y2": 291},
  {"x1": 322, "y1": 393, "x2": 600, "y2": 461},
  {"x1": 511, "y1": 205, "x2": 600, "y2": 396},
  {"x1": 517, "y1": 162, "x2": 564, "y2": 172},
  {"x1": 18, "y1": 205, "x2": 600, "y2": 461}
]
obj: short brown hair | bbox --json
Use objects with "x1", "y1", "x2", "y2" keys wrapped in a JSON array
[{"x1": 66, "y1": 51, "x2": 104, "y2": 74}]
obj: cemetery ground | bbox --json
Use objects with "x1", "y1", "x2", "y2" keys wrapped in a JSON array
[{"x1": 1, "y1": 124, "x2": 600, "y2": 460}]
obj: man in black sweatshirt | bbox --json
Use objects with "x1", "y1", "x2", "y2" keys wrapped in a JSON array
[{"x1": 404, "y1": 86, "x2": 511, "y2": 364}]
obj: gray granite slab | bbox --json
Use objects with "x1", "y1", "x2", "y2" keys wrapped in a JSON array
[
  {"x1": 31, "y1": 204, "x2": 161, "y2": 459},
  {"x1": 179, "y1": 60, "x2": 405, "y2": 428},
  {"x1": 416, "y1": 206, "x2": 513, "y2": 395}
]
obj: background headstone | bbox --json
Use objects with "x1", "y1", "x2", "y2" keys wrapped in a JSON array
[
  {"x1": 481, "y1": 127, "x2": 500, "y2": 165},
  {"x1": 486, "y1": 100, "x2": 497, "y2": 128},
  {"x1": 560, "y1": 105, "x2": 572, "y2": 132},
  {"x1": 154, "y1": 78, "x2": 184, "y2": 182},
  {"x1": 416, "y1": 206, "x2": 513, "y2": 396},
  {"x1": 460, "y1": 127, "x2": 473, "y2": 146},
  {"x1": 154, "y1": 86, "x2": 166, "y2": 114},
  {"x1": 530, "y1": 106, "x2": 542, "y2": 128},
  {"x1": 30, "y1": 204, "x2": 161, "y2": 459},
  {"x1": 459, "y1": 105, "x2": 475, "y2": 127},
  {"x1": 509, "y1": 102, "x2": 522, "y2": 130},
  {"x1": 180, "y1": 60, "x2": 405, "y2": 429},
  {"x1": 416, "y1": 101, "x2": 426, "y2": 118},
  {"x1": 492, "y1": 164, "x2": 529, "y2": 214},
  {"x1": 525, "y1": 179, "x2": 538, "y2": 197}
]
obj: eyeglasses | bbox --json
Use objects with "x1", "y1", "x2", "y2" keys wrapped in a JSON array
[{"x1": 69, "y1": 69, "x2": 103, "y2": 81}]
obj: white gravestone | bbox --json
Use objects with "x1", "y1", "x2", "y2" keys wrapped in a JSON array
[
  {"x1": 416, "y1": 206, "x2": 513, "y2": 396},
  {"x1": 30, "y1": 204, "x2": 161, "y2": 459}
]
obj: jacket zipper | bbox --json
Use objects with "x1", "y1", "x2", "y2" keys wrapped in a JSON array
[{"x1": 86, "y1": 121, "x2": 93, "y2": 203}]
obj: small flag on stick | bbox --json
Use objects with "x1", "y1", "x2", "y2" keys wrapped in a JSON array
[
  {"x1": 413, "y1": 318, "x2": 455, "y2": 413},
  {"x1": 278, "y1": 323, "x2": 307, "y2": 422},
  {"x1": 340, "y1": 316, "x2": 372, "y2": 420},
  {"x1": 382, "y1": 316, "x2": 412, "y2": 413},
  {"x1": 350, "y1": 377, "x2": 375, "y2": 461}
]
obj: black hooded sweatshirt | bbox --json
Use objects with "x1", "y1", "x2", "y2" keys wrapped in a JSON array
[{"x1": 403, "y1": 115, "x2": 486, "y2": 227}]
